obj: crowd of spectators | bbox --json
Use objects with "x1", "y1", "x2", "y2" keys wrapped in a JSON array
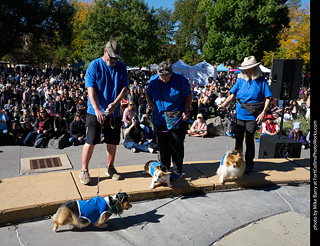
[{"x1": 0, "y1": 64, "x2": 311, "y2": 150}]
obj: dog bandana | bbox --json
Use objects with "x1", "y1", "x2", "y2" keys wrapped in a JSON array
[{"x1": 77, "y1": 196, "x2": 110, "y2": 224}]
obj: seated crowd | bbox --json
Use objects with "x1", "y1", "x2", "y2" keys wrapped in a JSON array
[{"x1": 0, "y1": 66, "x2": 311, "y2": 150}]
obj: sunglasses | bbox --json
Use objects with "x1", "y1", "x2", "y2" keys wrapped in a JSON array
[{"x1": 40, "y1": 112, "x2": 46, "y2": 114}]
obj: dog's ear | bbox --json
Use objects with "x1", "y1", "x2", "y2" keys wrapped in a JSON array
[{"x1": 237, "y1": 151, "x2": 244, "y2": 157}]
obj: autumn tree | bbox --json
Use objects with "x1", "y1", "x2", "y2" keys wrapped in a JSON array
[{"x1": 262, "y1": 1, "x2": 310, "y2": 71}]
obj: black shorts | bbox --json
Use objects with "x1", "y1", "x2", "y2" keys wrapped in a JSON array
[{"x1": 85, "y1": 113, "x2": 121, "y2": 145}]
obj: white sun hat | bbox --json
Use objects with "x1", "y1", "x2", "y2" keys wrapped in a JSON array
[{"x1": 238, "y1": 56, "x2": 261, "y2": 70}]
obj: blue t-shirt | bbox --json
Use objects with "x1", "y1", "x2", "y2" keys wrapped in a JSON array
[
  {"x1": 146, "y1": 72, "x2": 191, "y2": 126},
  {"x1": 230, "y1": 76, "x2": 273, "y2": 121},
  {"x1": 0, "y1": 113, "x2": 9, "y2": 131},
  {"x1": 85, "y1": 58, "x2": 128, "y2": 117},
  {"x1": 77, "y1": 196, "x2": 109, "y2": 224}
]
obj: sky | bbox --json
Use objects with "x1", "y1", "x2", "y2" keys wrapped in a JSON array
[{"x1": 144, "y1": 0, "x2": 175, "y2": 10}]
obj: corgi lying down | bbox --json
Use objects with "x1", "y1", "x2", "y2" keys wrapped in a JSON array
[
  {"x1": 143, "y1": 160, "x2": 172, "y2": 189},
  {"x1": 52, "y1": 192, "x2": 131, "y2": 231}
]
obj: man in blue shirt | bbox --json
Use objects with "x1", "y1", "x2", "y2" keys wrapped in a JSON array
[
  {"x1": 80, "y1": 41, "x2": 128, "y2": 185},
  {"x1": 146, "y1": 61, "x2": 192, "y2": 181},
  {"x1": 218, "y1": 56, "x2": 273, "y2": 174}
]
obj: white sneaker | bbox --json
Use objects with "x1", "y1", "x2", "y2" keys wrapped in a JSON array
[
  {"x1": 148, "y1": 147, "x2": 155, "y2": 153},
  {"x1": 79, "y1": 169, "x2": 90, "y2": 185},
  {"x1": 105, "y1": 167, "x2": 121, "y2": 180},
  {"x1": 131, "y1": 148, "x2": 137, "y2": 153}
]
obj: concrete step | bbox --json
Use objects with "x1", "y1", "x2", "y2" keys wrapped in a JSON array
[{"x1": 0, "y1": 158, "x2": 310, "y2": 225}]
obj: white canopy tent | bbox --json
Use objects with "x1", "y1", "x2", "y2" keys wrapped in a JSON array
[
  {"x1": 172, "y1": 59, "x2": 192, "y2": 79},
  {"x1": 189, "y1": 60, "x2": 217, "y2": 86},
  {"x1": 149, "y1": 64, "x2": 159, "y2": 71}
]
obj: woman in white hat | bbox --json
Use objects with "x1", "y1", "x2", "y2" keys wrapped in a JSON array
[{"x1": 218, "y1": 56, "x2": 273, "y2": 174}]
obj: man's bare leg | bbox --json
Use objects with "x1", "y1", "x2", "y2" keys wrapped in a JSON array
[
  {"x1": 106, "y1": 144, "x2": 116, "y2": 168},
  {"x1": 82, "y1": 143, "x2": 95, "y2": 171}
]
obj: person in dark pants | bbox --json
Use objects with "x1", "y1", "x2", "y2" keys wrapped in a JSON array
[
  {"x1": 218, "y1": 56, "x2": 273, "y2": 174},
  {"x1": 146, "y1": 61, "x2": 192, "y2": 181}
]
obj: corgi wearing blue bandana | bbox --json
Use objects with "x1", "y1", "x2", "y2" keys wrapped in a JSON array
[
  {"x1": 216, "y1": 150, "x2": 245, "y2": 184},
  {"x1": 143, "y1": 160, "x2": 172, "y2": 189}
]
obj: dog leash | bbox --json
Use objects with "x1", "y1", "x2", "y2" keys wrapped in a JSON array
[
  {"x1": 110, "y1": 111, "x2": 116, "y2": 129},
  {"x1": 218, "y1": 111, "x2": 229, "y2": 151},
  {"x1": 96, "y1": 120, "x2": 104, "y2": 196}
]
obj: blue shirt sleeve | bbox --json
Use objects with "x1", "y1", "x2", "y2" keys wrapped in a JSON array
[{"x1": 85, "y1": 61, "x2": 97, "y2": 89}]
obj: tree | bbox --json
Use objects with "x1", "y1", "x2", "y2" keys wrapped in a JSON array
[
  {"x1": 70, "y1": 0, "x2": 93, "y2": 62},
  {"x1": 0, "y1": 0, "x2": 49, "y2": 58},
  {"x1": 200, "y1": 0, "x2": 290, "y2": 65},
  {"x1": 154, "y1": 7, "x2": 177, "y2": 62},
  {"x1": 0, "y1": 0, "x2": 75, "y2": 67},
  {"x1": 80, "y1": 0, "x2": 159, "y2": 67},
  {"x1": 262, "y1": 1, "x2": 310, "y2": 71},
  {"x1": 173, "y1": 0, "x2": 208, "y2": 64}
]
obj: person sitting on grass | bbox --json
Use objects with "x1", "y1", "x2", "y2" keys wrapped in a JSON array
[
  {"x1": 124, "y1": 115, "x2": 156, "y2": 153},
  {"x1": 187, "y1": 113, "x2": 208, "y2": 137},
  {"x1": 289, "y1": 121, "x2": 307, "y2": 149}
]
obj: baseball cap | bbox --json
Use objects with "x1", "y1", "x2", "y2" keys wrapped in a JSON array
[
  {"x1": 105, "y1": 41, "x2": 121, "y2": 59},
  {"x1": 157, "y1": 61, "x2": 173, "y2": 76}
]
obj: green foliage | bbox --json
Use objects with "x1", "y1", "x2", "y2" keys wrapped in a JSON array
[
  {"x1": 173, "y1": 0, "x2": 207, "y2": 63},
  {"x1": 282, "y1": 116, "x2": 310, "y2": 137},
  {"x1": 154, "y1": 7, "x2": 177, "y2": 62},
  {"x1": 0, "y1": 0, "x2": 75, "y2": 66},
  {"x1": 201, "y1": 0, "x2": 290, "y2": 65},
  {"x1": 80, "y1": 0, "x2": 159, "y2": 67}
]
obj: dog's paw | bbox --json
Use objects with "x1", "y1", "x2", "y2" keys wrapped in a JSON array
[{"x1": 98, "y1": 223, "x2": 108, "y2": 228}]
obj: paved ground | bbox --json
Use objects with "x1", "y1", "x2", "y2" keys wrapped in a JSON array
[
  {"x1": 0, "y1": 135, "x2": 311, "y2": 245},
  {"x1": 0, "y1": 135, "x2": 310, "y2": 179},
  {"x1": 0, "y1": 184, "x2": 310, "y2": 246}
]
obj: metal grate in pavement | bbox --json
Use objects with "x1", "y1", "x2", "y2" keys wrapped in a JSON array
[
  {"x1": 30, "y1": 157, "x2": 63, "y2": 170},
  {"x1": 20, "y1": 154, "x2": 73, "y2": 175}
]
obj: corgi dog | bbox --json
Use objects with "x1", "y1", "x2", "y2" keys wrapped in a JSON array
[
  {"x1": 52, "y1": 192, "x2": 131, "y2": 232},
  {"x1": 216, "y1": 150, "x2": 245, "y2": 184},
  {"x1": 143, "y1": 160, "x2": 172, "y2": 189}
]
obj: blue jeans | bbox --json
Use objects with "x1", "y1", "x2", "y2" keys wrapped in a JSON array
[
  {"x1": 23, "y1": 131, "x2": 38, "y2": 146},
  {"x1": 124, "y1": 141, "x2": 149, "y2": 152},
  {"x1": 69, "y1": 136, "x2": 86, "y2": 145}
]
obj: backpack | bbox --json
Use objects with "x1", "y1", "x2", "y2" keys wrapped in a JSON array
[
  {"x1": 47, "y1": 133, "x2": 70, "y2": 149},
  {"x1": 34, "y1": 136, "x2": 49, "y2": 148}
]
